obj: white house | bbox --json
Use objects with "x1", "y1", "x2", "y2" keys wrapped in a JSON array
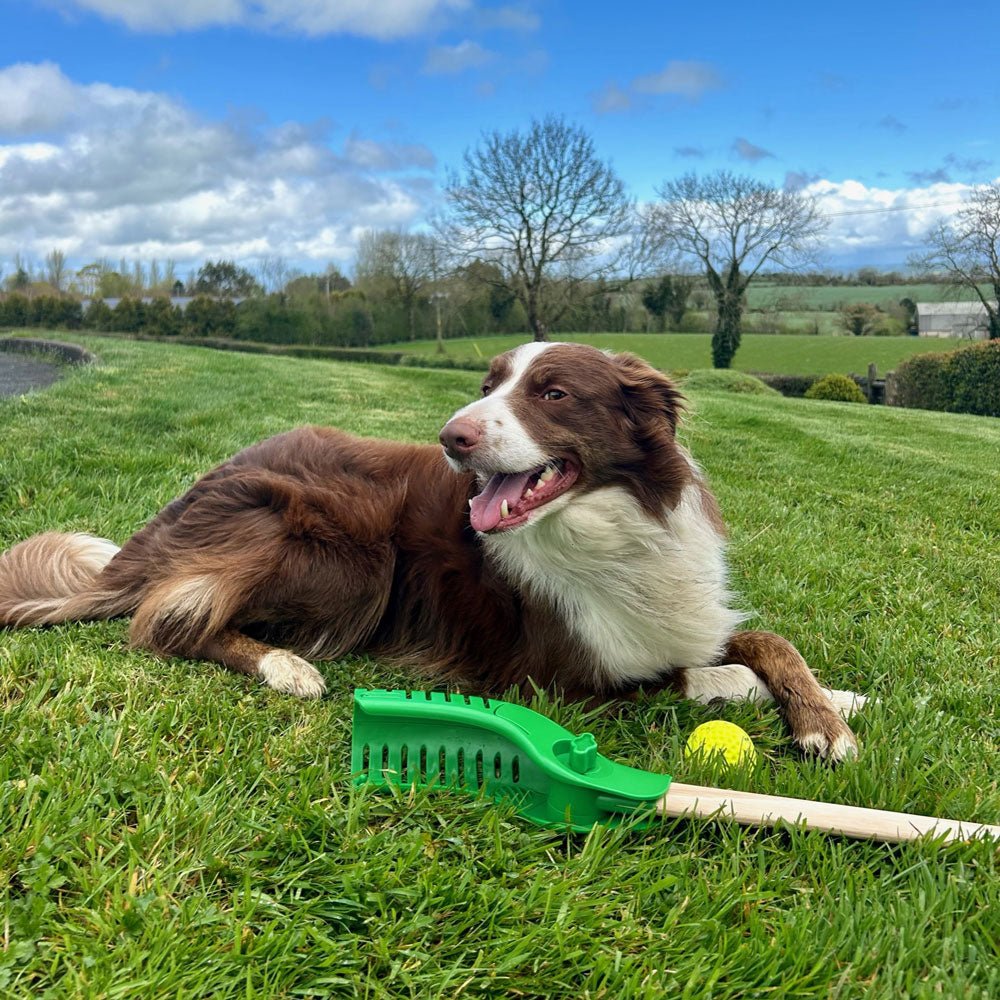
[{"x1": 916, "y1": 301, "x2": 994, "y2": 339}]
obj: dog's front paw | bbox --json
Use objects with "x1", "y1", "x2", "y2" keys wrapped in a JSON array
[
  {"x1": 258, "y1": 650, "x2": 327, "y2": 699},
  {"x1": 796, "y1": 713, "x2": 859, "y2": 763}
]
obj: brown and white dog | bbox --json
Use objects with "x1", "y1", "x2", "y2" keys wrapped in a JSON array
[{"x1": 0, "y1": 342, "x2": 864, "y2": 759}]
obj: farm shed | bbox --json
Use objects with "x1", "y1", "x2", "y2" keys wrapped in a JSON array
[{"x1": 916, "y1": 301, "x2": 994, "y2": 339}]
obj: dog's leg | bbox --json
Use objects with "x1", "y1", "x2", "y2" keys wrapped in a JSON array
[
  {"x1": 681, "y1": 632, "x2": 860, "y2": 762},
  {"x1": 198, "y1": 629, "x2": 327, "y2": 699},
  {"x1": 679, "y1": 663, "x2": 868, "y2": 720}
]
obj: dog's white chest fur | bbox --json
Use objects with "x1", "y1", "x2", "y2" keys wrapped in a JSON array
[{"x1": 483, "y1": 484, "x2": 745, "y2": 687}]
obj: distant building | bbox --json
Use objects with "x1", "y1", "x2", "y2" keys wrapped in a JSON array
[{"x1": 916, "y1": 301, "x2": 994, "y2": 339}]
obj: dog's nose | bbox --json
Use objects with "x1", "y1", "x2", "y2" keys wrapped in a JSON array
[{"x1": 440, "y1": 417, "x2": 482, "y2": 457}]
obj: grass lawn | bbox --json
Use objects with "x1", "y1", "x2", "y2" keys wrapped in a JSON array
[
  {"x1": 2, "y1": 335, "x2": 1000, "y2": 998},
  {"x1": 383, "y1": 332, "x2": 966, "y2": 378}
]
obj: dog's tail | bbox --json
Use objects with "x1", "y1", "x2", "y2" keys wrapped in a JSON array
[{"x1": 0, "y1": 532, "x2": 136, "y2": 628}]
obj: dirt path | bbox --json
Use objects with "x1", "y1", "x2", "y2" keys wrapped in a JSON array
[{"x1": 0, "y1": 352, "x2": 63, "y2": 398}]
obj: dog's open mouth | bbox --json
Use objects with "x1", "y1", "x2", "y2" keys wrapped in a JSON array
[{"x1": 469, "y1": 458, "x2": 580, "y2": 533}]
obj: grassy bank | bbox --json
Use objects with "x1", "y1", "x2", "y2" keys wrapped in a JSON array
[
  {"x1": 2, "y1": 336, "x2": 999, "y2": 998},
  {"x1": 381, "y1": 332, "x2": 965, "y2": 376}
]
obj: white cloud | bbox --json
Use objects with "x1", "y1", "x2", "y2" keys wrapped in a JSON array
[
  {"x1": 595, "y1": 59, "x2": 722, "y2": 115},
  {"x1": 0, "y1": 61, "x2": 157, "y2": 134},
  {"x1": 0, "y1": 63, "x2": 436, "y2": 269},
  {"x1": 632, "y1": 60, "x2": 722, "y2": 100},
  {"x1": 475, "y1": 5, "x2": 539, "y2": 31},
  {"x1": 423, "y1": 40, "x2": 495, "y2": 75},
  {"x1": 48, "y1": 0, "x2": 471, "y2": 40},
  {"x1": 806, "y1": 177, "x2": 990, "y2": 265}
]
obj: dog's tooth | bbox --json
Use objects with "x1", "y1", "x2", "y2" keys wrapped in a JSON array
[
  {"x1": 540, "y1": 467, "x2": 556, "y2": 483},
  {"x1": 500, "y1": 499, "x2": 509, "y2": 518},
  {"x1": 524, "y1": 488, "x2": 534, "y2": 498}
]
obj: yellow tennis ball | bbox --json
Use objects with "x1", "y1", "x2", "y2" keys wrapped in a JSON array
[{"x1": 685, "y1": 721, "x2": 757, "y2": 767}]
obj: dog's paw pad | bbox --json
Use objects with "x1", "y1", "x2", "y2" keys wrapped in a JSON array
[{"x1": 259, "y1": 650, "x2": 327, "y2": 699}]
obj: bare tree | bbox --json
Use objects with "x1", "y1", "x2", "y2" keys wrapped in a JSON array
[
  {"x1": 355, "y1": 229, "x2": 438, "y2": 339},
  {"x1": 648, "y1": 171, "x2": 825, "y2": 367},
  {"x1": 909, "y1": 182, "x2": 1000, "y2": 339},
  {"x1": 441, "y1": 116, "x2": 632, "y2": 341},
  {"x1": 44, "y1": 249, "x2": 69, "y2": 292},
  {"x1": 256, "y1": 255, "x2": 300, "y2": 295}
]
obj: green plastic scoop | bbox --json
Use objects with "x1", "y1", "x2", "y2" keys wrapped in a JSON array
[
  {"x1": 351, "y1": 688, "x2": 1000, "y2": 843},
  {"x1": 351, "y1": 688, "x2": 669, "y2": 831}
]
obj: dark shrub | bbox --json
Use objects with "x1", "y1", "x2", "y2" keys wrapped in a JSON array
[
  {"x1": 804, "y1": 373, "x2": 867, "y2": 403},
  {"x1": 0, "y1": 294, "x2": 31, "y2": 327},
  {"x1": 946, "y1": 341, "x2": 1000, "y2": 416},
  {"x1": 892, "y1": 341, "x2": 1000, "y2": 417},
  {"x1": 143, "y1": 297, "x2": 183, "y2": 336},
  {"x1": 109, "y1": 297, "x2": 146, "y2": 333},
  {"x1": 184, "y1": 296, "x2": 237, "y2": 337},
  {"x1": 84, "y1": 299, "x2": 113, "y2": 330}
]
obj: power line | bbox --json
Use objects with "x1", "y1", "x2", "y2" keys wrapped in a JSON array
[{"x1": 822, "y1": 200, "x2": 967, "y2": 219}]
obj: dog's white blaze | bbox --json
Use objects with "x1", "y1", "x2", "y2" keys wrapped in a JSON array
[
  {"x1": 447, "y1": 342, "x2": 557, "y2": 475},
  {"x1": 484, "y1": 483, "x2": 747, "y2": 686}
]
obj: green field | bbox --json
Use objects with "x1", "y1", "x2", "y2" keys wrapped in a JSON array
[
  {"x1": 744, "y1": 282, "x2": 968, "y2": 311},
  {"x1": 2, "y1": 337, "x2": 1000, "y2": 997},
  {"x1": 384, "y1": 332, "x2": 965, "y2": 376}
]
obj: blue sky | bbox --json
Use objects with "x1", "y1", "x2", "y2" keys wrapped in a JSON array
[{"x1": 1, "y1": 0, "x2": 997, "y2": 277}]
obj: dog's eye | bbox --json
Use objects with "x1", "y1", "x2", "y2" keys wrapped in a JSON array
[
  {"x1": 542, "y1": 389, "x2": 567, "y2": 401},
  {"x1": 481, "y1": 384, "x2": 492, "y2": 396}
]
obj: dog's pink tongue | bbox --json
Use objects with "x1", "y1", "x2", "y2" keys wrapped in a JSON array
[{"x1": 469, "y1": 471, "x2": 534, "y2": 532}]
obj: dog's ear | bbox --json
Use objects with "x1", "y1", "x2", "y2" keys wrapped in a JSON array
[{"x1": 613, "y1": 352, "x2": 685, "y2": 436}]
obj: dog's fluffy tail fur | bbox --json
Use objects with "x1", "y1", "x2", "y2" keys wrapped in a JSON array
[{"x1": 0, "y1": 532, "x2": 134, "y2": 627}]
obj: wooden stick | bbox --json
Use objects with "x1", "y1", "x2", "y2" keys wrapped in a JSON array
[{"x1": 658, "y1": 783, "x2": 1000, "y2": 844}]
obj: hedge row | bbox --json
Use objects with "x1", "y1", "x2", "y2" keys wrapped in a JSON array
[
  {"x1": 891, "y1": 340, "x2": 1000, "y2": 416},
  {"x1": 83, "y1": 332, "x2": 489, "y2": 371},
  {"x1": 751, "y1": 372, "x2": 820, "y2": 397}
]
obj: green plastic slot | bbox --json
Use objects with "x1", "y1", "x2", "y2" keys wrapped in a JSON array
[{"x1": 351, "y1": 688, "x2": 672, "y2": 831}]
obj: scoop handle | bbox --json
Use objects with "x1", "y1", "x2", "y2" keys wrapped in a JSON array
[{"x1": 658, "y1": 783, "x2": 1000, "y2": 844}]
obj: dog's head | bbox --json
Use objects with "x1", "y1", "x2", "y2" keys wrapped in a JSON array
[{"x1": 439, "y1": 342, "x2": 690, "y2": 534}]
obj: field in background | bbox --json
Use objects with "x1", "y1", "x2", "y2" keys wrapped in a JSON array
[
  {"x1": 383, "y1": 332, "x2": 966, "y2": 376},
  {"x1": 2, "y1": 336, "x2": 999, "y2": 997},
  {"x1": 744, "y1": 281, "x2": 967, "y2": 310}
]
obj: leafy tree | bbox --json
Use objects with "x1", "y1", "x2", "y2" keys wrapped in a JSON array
[
  {"x1": 97, "y1": 270, "x2": 140, "y2": 298},
  {"x1": 648, "y1": 171, "x2": 825, "y2": 367},
  {"x1": 898, "y1": 297, "x2": 917, "y2": 334},
  {"x1": 642, "y1": 274, "x2": 694, "y2": 331},
  {"x1": 6, "y1": 262, "x2": 31, "y2": 292},
  {"x1": 193, "y1": 260, "x2": 262, "y2": 299},
  {"x1": 909, "y1": 182, "x2": 1000, "y2": 339},
  {"x1": 442, "y1": 115, "x2": 632, "y2": 341},
  {"x1": 839, "y1": 302, "x2": 883, "y2": 337}
]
